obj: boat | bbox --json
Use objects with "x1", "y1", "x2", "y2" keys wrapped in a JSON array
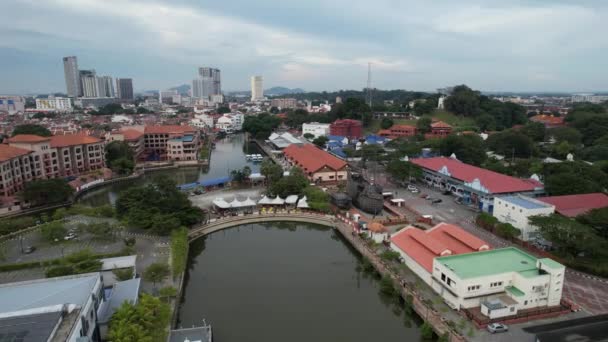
[
  {"x1": 251, "y1": 154, "x2": 263, "y2": 162},
  {"x1": 245, "y1": 154, "x2": 253, "y2": 160}
]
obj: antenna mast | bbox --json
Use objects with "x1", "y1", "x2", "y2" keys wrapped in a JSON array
[{"x1": 366, "y1": 62, "x2": 372, "y2": 108}]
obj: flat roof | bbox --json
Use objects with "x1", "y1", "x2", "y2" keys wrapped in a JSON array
[
  {"x1": 499, "y1": 196, "x2": 552, "y2": 210},
  {"x1": 0, "y1": 311, "x2": 62, "y2": 342},
  {"x1": 435, "y1": 247, "x2": 551, "y2": 279}
]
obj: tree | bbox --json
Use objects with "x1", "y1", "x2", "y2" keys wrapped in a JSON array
[
  {"x1": 106, "y1": 141, "x2": 135, "y2": 175},
  {"x1": 136, "y1": 107, "x2": 151, "y2": 114},
  {"x1": 40, "y1": 221, "x2": 67, "y2": 242},
  {"x1": 260, "y1": 159, "x2": 283, "y2": 185},
  {"x1": 269, "y1": 167, "x2": 309, "y2": 197},
  {"x1": 46, "y1": 249, "x2": 103, "y2": 277},
  {"x1": 111, "y1": 157, "x2": 136, "y2": 175},
  {"x1": 414, "y1": 101, "x2": 434, "y2": 115},
  {"x1": 242, "y1": 113, "x2": 281, "y2": 139},
  {"x1": 269, "y1": 106, "x2": 279, "y2": 114},
  {"x1": 303, "y1": 133, "x2": 314, "y2": 140},
  {"x1": 577, "y1": 207, "x2": 608, "y2": 238},
  {"x1": 380, "y1": 117, "x2": 394, "y2": 129},
  {"x1": 495, "y1": 223, "x2": 521, "y2": 240},
  {"x1": 475, "y1": 114, "x2": 496, "y2": 131},
  {"x1": 303, "y1": 186, "x2": 330, "y2": 212},
  {"x1": 108, "y1": 293, "x2": 170, "y2": 342},
  {"x1": 12, "y1": 124, "x2": 51, "y2": 137},
  {"x1": 439, "y1": 134, "x2": 486, "y2": 166},
  {"x1": 21, "y1": 179, "x2": 74, "y2": 206},
  {"x1": 143, "y1": 262, "x2": 170, "y2": 288},
  {"x1": 312, "y1": 136, "x2": 329, "y2": 147},
  {"x1": 230, "y1": 166, "x2": 252, "y2": 183},
  {"x1": 529, "y1": 214, "x2": 605, "y2": 258},
  {"x1": 386, "y1": 160, "x2": 422, "y2": 183},
  {"x1": 487, "y1": 130, "x2": 536, "y2": 158},
  {"x1": 85, "y1": 222, "x2": 117, "y2": 240},
  {"x1": 543, "y1": 161, "x2": 608, "y2": 195},
  {"x1": 113, "y1": 268, "x2": 135, "y2": 281},
  {"x1": 217, "y1": 106, "x2": 230, "y2": 114},
  {"x1": 444, "y1": 85, "x2": 481, "y2": 116},
  {"x1": 521, "y1": 122, "x2": 546, "y2": 142},
  {"x1": 416, "y1": 117, "x2": 432, "y2": 134}
]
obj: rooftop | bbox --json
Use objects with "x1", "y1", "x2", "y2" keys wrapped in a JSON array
[
  {"x1": 7, "y1": 134, "x2": 51, "y2": 143},
  {"x1": 120, "y1": 129, "x2": 144, "y2": 140},
  {"x1": 0, "y1": 144, "x2": 31, "y2": 162},
  {"x1": 144, "y1": 125, "x2": 197, "y2": 134},
  {"x1": 284, "y1": 144, "x2": 347, "y2": 173},
  {"x1": 0, "y1": 273, "x2": 100, "y2": 314},
  {"x1": 435, "y1": 247, "x2": 561, "y2": 279},
  {"x1": 50, "y1": 134, "x2": 102, "y2": 148},
  {"x1": 499, "y1": 195, "x2": 553, "y2": 210},
  {"x1": 412, "y1": 157, "x2": 541, "y2": 194},
  {"x1": 538, "y1": 193, "x2": 608, "y2": 217},
  {"x1": 0, "y1": 310, "x2": 63, "y2": 342}
]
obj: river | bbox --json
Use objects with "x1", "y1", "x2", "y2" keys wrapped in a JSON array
[
  {"x1": 178, "y1": 222, "x2": 422, "y2": 342},
  {"x1": 77, "y1": 133, "x2": 262, "y2": 206}
]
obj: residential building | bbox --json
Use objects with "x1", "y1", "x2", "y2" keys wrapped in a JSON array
[
  {"x1": 302, "y1": 122, "x2": 330, "y2": 139},
  {"x1": 159, "y1": 90, "x2": 177, "y2": 104},
  {"x1": 80, "y1": 70, "x2": 99, "y2": 98},
  {"x1": 251, "y1": 76, "x2": 264, "y2": 101},
  {"x1": 63, "y1": 56, "x2": 80, "y2": 97},
  {"x1": 0, "y1": 273, "x2": 139, "y2": 342},
  {"x1": 426, "y1": 121, "x2": 453, "y2": 139},
  {"x1": 143, "y1": 125, "x2": 201, "y2": 161},
  {"x1": 329, "y1": 119, "x2": 363, "y2": 140},
  {"x1": 116, "y1": 78, "x2": 134, "y2": 100},
  {"x1": 412, "y1": 156, "x2": 544, "y2": 213},
  {"x1": 493, "y1": 196, "x2": 555, "y2": 241},
  {"x1": 98, "y1": 76, "x2": 115, "y2": 97},
  {"x1": 390, "y1": 223, "x2": 490, "y2": 285},
  {"x1": 106, "y1": 128, "x2": 145, "y2": 159},
  {"x1": 210, "y1": 94, "x2": 224, "y2": 105},
  {"x1": 271, "y1": 98, "x2": 297, "y2": 109},
  {"x1": 0, "y1": 144, "x2": 34, "y2": 199},
  {"x1": 378, "y1": 124, "x2": 416, "y2": 139},
  {"x1": 283, "y1": 144, "x2": 348, "y2": 183},
  {"x1": 537, "y1": 193, "x2": 608, "y2": 218},
  {"x1": 432, "y1": 247, "x2": 565, "y2": 318},
  {"x1": 191, "y1": 114, "x2": 215, "y2": 129},
  {"x1": 571, "y1": 94, "x2": 608, "y2": 104},
  {"x1": 198, "y1": 67, "x2": 221, "y2": 95},
  {"x1": 0, "y1": 96, "x2": 25, "y2": 114},
  {"x1": 35, "y1": 97, "x2": 73, "y2": 112}
]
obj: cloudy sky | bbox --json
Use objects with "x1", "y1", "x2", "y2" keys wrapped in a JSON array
[{"x1": 1, "y1": 0, "x2": 607, "y2": 94}]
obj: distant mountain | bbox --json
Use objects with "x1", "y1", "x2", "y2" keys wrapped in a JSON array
[
  {"x1": 169, "y1": 84, "x2": 191, "y2": 96},
  {"x1": 265, "y1": 87, "x2": 305, "y2": 96}
]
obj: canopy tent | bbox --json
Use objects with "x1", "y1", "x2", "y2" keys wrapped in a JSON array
[
  {"x1": 258, "y1": 196, "x2": 273, "y2": 205},
  {"x1": 212, "y1": 198, "x2": 230, "y2": 209},
  {"x1": 297, "y1": 196, "x2": 309, "y2": 208},
  {"x1": 228, "y1": 198, "x2": 244, "y2": 208},
  {"x1": 285, "y1": 195, "x2": 299, "y2": 205},
  {"x1": 248, "y1": 173, "x2": 266, "y2": 181},
  {"x1": 241, "y1": 197, "x2": 257, "y2": 207},
  {"x1": 270, "y1": 196, "x2": 285, "y2": 205}
]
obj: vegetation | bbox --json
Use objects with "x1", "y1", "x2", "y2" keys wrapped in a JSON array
[
  {"x1": 20, "y1": 179, "x2": 74, "y2": 206},
  {"x1": 158, "y1": 286, "x2": 178, "y2": 300},
  {"x1": 115, "y1": 176, "x2": 203, "y2": 235},
  {"x1": 108, "y1": 293, "x2": 171, "y2": 342},
  {"x1": 143, "y1": 262, "x2": 170, "y2": 288},
  {"x1": 230, "y1": 166, "x2": 252, "y2": 184},
  {"x1": 242, "y1": 113, "x2": 281, "y2": 139},
  {"x1": 89, "y1": 103, "x2": 125, "y2": 115},
  {"x1": 11, "y1": 124, "x2": 52, "y2": 137},
  {"x1": 106, "y1": 141, "x2": 135, "y2": 175},
  {"x1": 303, "y1": 186, "x2": 330, "y2": 212},
  {"x1": 269, "y1": 167, "x2": 309, "y2": 198},
  {"x1": 312, "y1": 135, "x2": 329, "y2": 147},
  {"x1": 380, "y1": 250, "x2": 401, "y2": 262},
  {"x1": 439, "y1": 134, "x2": 486, "y2": 166},
  {"x1": 45, "y1": 249, "x2": 103, "y2": 278},
  {"x1": 40, "y1": 221, "x2": 67, "y2": 242},
  {"x1": 386, "y1": 160, "x2": 422, "y2": 183},
  {"x1": 380, "y1": 117, "x2": 394, "y2": 129},
  {"x1": 260, "y1": 160, "x2": 283, "y2": 185},
  {"x1": 113, "y1": 268, "x2": 134, "y2": 281},
  {"x1": 85, "y1": 222, "x2": 120, "y2": 240},
  {"x1": 420, "y1": 322, "x2": 435, "y2": 340},
  {"x1": 542, "y1": 161, "x2": 608, "y2": 196},
  {"x1": 170, "y1": 227, "x2": 188, "y2": 277},
  {"x1": 0, "y1": 216, "x2": 37, "y2": 236},
  {"x1": 487, "y1": 130, "x2": 537, "y2": 158}
]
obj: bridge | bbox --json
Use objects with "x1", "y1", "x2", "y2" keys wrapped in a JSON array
[{"x1": 188, "y1": 213, "x2": 338, "y2": 241}]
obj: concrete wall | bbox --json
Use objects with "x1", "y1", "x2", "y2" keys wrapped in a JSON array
[
  {"x1": 493, "y1": 197, "x2": 555, "y2": 240},
  {"x1": 390, "y1": 241, "x2": 432, "y2": 285}
]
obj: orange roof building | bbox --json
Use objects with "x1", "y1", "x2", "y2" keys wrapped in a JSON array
[
  {"x1": 7, "y1": 135, "x2": 51, "y2": 144},
  {"x1": 0, "y1": 144, "x2": 32, "y2": 162},
  {"x1": 49, "y1": 134, "x2": 102, "y2": 148},
  {"x1": 283, "y1": 144, "x2": 348, "y2": 183},
  {"x1": 390, "y1": 222, "x2": 490, "y2": 285}
]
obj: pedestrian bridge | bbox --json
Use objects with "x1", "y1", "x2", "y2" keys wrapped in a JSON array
[{"x1": 188, "y1": 213, "x2": 337, "y2": 241}]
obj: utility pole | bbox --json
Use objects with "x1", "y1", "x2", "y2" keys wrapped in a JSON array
[{"x1": 366, "y1": 62, "x2": 372, "y2": 108}]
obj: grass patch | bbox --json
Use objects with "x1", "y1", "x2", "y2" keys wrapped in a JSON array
[{"x1": 431, "y1": 109, "x2": 477, "y2": 128}]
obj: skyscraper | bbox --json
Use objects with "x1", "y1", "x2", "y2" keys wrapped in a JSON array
[
  {"x1": 116, "y1": 78, "x2": 134, "y2": 100},
  {"x1": 198, "y1": 67, "x2": 221, "y2": 95},
  {"x1": 63, "y1": 56, "x2": 80, "y2": 97},
  {"x1": 251, "y1": 76, "x2": 264, "y2": 101},
  {"x1": 99, "y1": 76, "x2": 115, "y2": 97},
  {"x1": 79, "y1": 70, "x2": 98, "y2": 97}
]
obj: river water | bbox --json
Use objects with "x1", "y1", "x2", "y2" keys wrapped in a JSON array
[
  {"x1": 178, "y1": 222, "x2": 422, "y2": 342},
  {"x1": 77, "y1": 133, "x2": 262, "y2": 206}
]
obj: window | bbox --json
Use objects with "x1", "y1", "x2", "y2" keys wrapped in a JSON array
[
  {"x1": 467, "y1": 285, "x2": 481, "y2": 291},
  {"x1": 490, "y1": 281, "x2": 503, "y2": 287},
  {"x1": 441, "y1": 273, "x2": 446, "y2": 282},
  {"x1": 510, "y1": 307, "x2": 515, "y2": 312},
  {"x1": 524, "y1": 300, "x2": 528, "y2": 305}
]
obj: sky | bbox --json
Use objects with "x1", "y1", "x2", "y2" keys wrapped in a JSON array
[{"x1": 1, "y1": 0, "x2": 607, "y2": 94}]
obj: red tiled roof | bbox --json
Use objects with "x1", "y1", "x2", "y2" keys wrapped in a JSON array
[
  {"x1": 530, "y1": 115, "x2": 564, "y2": 125},
  {"x1": 50, "y1": 134, "x2": 102, "y2": 148},
  {"x1": 391, "y1": 124, "x2": 416, "y2": 130},
  {"x1": 411, "y1": 157, "x2": 540, "y2": 194},
  {"x1": 8, "y1": 134, "x2": 51, "y2": 143},
  {"x1": 144, "y1": 125, "x2": 196, "y2": 134},
  {"x1": 538, "y1": 193, "x2": 608, "y2": 217},
  {"x1": 121, "y1": 129, "x2": 144, "y2": 140},
  {"x1": 431, "y1": 121, "x2": 452, "y2": 128},
  {"x1": 368, "y1": 222, "x2": 388, "y2": 233},
  {"x1": 390, "y1": 223, "x2": 490, "y2": 272},
  {"x1": 0, "y1": 144, "x2": 31, "y2": 162},
  {"x1": 283, "y1": 144, "x2": 347, "y2": 173}
]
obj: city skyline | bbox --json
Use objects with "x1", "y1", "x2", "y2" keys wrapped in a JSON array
[{"x1": 1, "y1": 0, "x2": 607, "y2": 94}]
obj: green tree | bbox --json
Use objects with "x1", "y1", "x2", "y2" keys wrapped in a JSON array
[
  {"x1": 380, "y1": 117, "x2": 394, "y2": 129},
  {"x1": 143, "y1": 262, "x2": 170, "y2": 288},
  {"x1": 414, "y1": 101, "x2": 434, "y2": 115},
  {"x1": 495, "y1": 223, "x2": 521, "y2": 240},
  {"x1": 270, "y1": 167, "x2": 309, "y2": 197},
  {"x1": 577, "y1": 207, "x2": 608, "y2": 238},
  {"x1": 260, "y1": 159, "x2": 283, "y2": 185},
  {"x1": 40, "y1": 221, "x2": 67, "y2": 242},
  {"x1": 475, "y1": 114, "x2": 496, "y2": 131},
  {"x1": 312, "y1": 136, "x2": 329, "y2": 147},
  {"x1": 217, "y1": 106, "x2": 230, "y2": 114},
  {"x1": 12, "y1": 124, "x2": 51, "y2": 137},
  {"x1": 113, "y1": 268, "x2": 135, "y2": 281},
  {"x1": 439, "y1": 134, "x2": 486, "y2": 166},
  {"x1": 420, "y1": 322, "x2": 435, "y2": 340},
  {"x1": 136, "y1": 107, "x2": 151, "y2": 114},
  {"x1": 303, "y1": 133, "x2": 314, "y2": 140},
  {"x1": 386, "y1": 160, "x2": 422, "y2": 183},
  {"x1": 108, "y1": 293, "x2": 170, "y2": 342},
  {"x1": 529, "y1": 214, "x2": 605, "y2": 258},
  {"x1": 20, "y1": 179, "x2": 74, "y2": 206},
  {"x1": 230, "y1": 166, "x2": 252, "y2": 183},
  {"x1": 303, "y1": 186, "x2": 330, "y2": 212},
  {"x1": 487, "y1": 130, "x2": 536, "y2": 158},
  {"x1": 416, "y1": 117, "x2": 432, "y2": 134},
  {"x1": 521, "y1": 122, "x2": 546, "y2": 142},
  {"x1": 106, "y1": 141, "x2": 135, "y2": 175},
  {"x1": 444, "y1": 85, "x2": 481, "y2": 116},
  {"x1": 85, "y1": 222, "x2": 117, "y2": 240},
  {"x1": 242, "y1": 113, "x2": 281, "y2": 139}
]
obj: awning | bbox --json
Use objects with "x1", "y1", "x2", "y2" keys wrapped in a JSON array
[
  {"x1": 258, "y1": 195, "x2": 273, "y2": 205},
  {"x1": 249, "y1": 173, "x2": 266, "y2": 180},
  {"x1": 229, "y1": 198, "x2": 243, "y2": 208},
  {"x1": 285, "y1": 195, "x2": 299, "y2": 205},
  {"x1": 297, "y1": 196, "x2": 309, "y2": 208},
  {"x1": 200, "y1": 176, "x2": 231, "y2": 187},
  {"x1": 213, "y1": 198, "x2": 230, "y2": 209},
  {"x1": 271, "y1": 196, "x2": 285, "y2": 205},
  {"x1": 241, "y1": 197, "x2": 257, "y2": 207}
]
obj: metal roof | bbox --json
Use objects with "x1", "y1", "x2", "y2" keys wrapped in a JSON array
[
  {"x1": 0, "y1": 311, "x2": 62, "y2": 342},
  {"x1": 98, "y1": 278, "x2": 141, "y2": 323}
]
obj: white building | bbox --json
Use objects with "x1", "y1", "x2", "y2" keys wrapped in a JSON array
[
  {"x1": 493, "y1": 196, "x2": 555, "y2": 241},
  {"x1": 215, "y1": 113, "x2": 244, "y2": 132},
  {"x1": 191, "y1": 113, "x2": 215, "y2": 129},
  {"x1": 63, "y1": 56, "x2": 80, "y2": 97},
  {"x1": 302, "y1": 122, "x2": 330, "y2": 139},
  {"x1": 251, "y1": 75, "x2": 264, "y2": 101},
  {"x1": 35, "y1": 97, "x2": 73, "y2": 112},
  {"x1": 432, "y1": 247, "x2": 564, "y2": 319},
  {"x1": 0, "y1": 96, "x2": 25, "y2": 114},
  {"x1": 571, "y1": 94, "x2": 608, "y2": 104}
]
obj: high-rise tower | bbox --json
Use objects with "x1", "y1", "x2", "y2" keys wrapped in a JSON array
[
  {"x1": 63, "y1": 56, "x2": 80, "y2": 97},
  {"x1": 251, "y1": 76, "x2": 264, "y2": 101}
]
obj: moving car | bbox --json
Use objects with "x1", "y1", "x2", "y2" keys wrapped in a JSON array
[
  {"x1": 64, "y1": 232, "x2": 78, "y2": 241},
  {"x1": 24, "y1": 246, "x2": 36, "y2": 254},
  {"x1": 487, "y1": 323, "x2": 508, "y2": 334},
  {"x1": 407, "y1": 185, "x2": 417, "y2": 191}
]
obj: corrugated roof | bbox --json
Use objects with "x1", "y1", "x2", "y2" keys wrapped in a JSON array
[
  {"x1": 412, "y1": 157, "x2": 539, "y2": 194},
  {"x1": 0, "y1": 144, "x2": 31, "y2": 162},
  {"x1": 283, "y1": 144, "x2": 347, "y2": 173},
  {"x1": 538, "y1": 193, "x2": 608, "y2": 217}
]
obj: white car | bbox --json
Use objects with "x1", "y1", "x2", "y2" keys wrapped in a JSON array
[
  {"x1": 410, "y1": 189, "x2": 419, "y2": 194},
  {"x1": 64, "y1": 232, "x2": 78, "y2": 241},
  {"x1": 407, "y1": 185, "x2": 417, "y2": 191},
  {"x1": 487, "y1": 323, "x2": 508, "y2": 334}
]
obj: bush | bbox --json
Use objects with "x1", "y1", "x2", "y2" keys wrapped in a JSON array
[
  {"x1": 380, "y1": 250, "x2": 401, "y2": 262},
  {"x1": 420, "y1": 322, "x2": 434, "y2": 340},
  {"x1": 495, "y1": 222, "x2": 521, "y2": 240},
  {"x1": 113, "y1": 268, "x2": 135, "y2": 281},
  {"x1": 476, "y1": 212, "x2": 498, "y2": 230},
  {"x1": 170, "y1": 227, "x2": 189, "y2": 278},
  {"x1": 0, "y1": 216, "x2": 37, "y2": 236},
  {"x1": 40, "y1": 221, "x2": 67, "y2": 242}
]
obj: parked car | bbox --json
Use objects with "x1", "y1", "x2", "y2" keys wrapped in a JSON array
[
  {"x1": 407, "y1": 185, "x2": 417, "y2": 191},
  {"x1": 487, "y1": 323, "x2": 508, "y2": 334},
  {"x1": 23, "y1": 246, "x2": 36, "y2": 254},
  {"x1": 432, "y1": 199, "x2": 443, "y2": 204},
  {"x1": 426, "y1": 196, "x2": 434, "y2": 201},
  {"x1": 411, "y1": 189, "x2": 419, "y2": 194},
  {"x1": 64, "y1": 232, "x2": 78, "y2": 241}
]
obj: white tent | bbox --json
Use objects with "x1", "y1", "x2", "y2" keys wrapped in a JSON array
[
  {"x1": 229, "y1": 198, "x2": 244, "y2": 208},
  {"x1": 241, "y1": 197, "x2": 257, "y2": 207},
  {"x1": 271, "y1": 196, "x2": 285, "y2": 205},
  {"x1": 249, "y1": 173, "x2": 266, "y2": 180},
  {"x1": 212, "y1": 198, "x2": 230, "y2": 209},
  {"x1": 285, "y1": 195, "x2": 299, "y2": 205},
  {"x1": 258, "y1": 195, "x2": 273, "y2": 205},
  {"x1": 297, "y1": 196, "x2": 309, "y2": 208}
]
